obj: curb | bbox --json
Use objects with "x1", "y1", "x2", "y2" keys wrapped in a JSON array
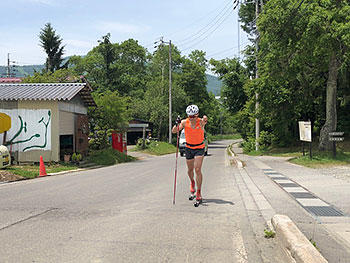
[
  {"x1": 227, "y1": 144, "x2": 243, "y2": 168},
  {"x1": 0, "y1": 165, "x2": 104, "y2": 185},
  {"x1": 272, "y1": 215, "x2": 328, "y2": 263},
  {"x1": 47, "y1": 165, "x2": 104, "y2": 176}
]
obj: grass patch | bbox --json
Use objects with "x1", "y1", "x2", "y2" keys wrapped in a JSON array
[
  {"x1": 309, "y1": 238, "x2": 319, "y2": 251},
  {"x1": 7, "y1": 163, "x2": 78, "y2": 179},
  {"x1": 247, "y1": 150, "x2": 265, "y2": 156},
  {"x1": 247, "y1": 142, "x2": 350, "y2": 168},
  {"x1": 135, "y1": 141, "x2": 176, "y2": 155},
  {"x1": 290, "y1": 151, "x2": 350, "y2": 168},
  {"x1": 88, "y1": 147, "x2": 135, "y2": 165},
  {"x1": 209, "y1": 134, "x2": 241, "y2": 142},
  {"x1": 264, "y1": 229, "x2": 276, "y2": 239}
]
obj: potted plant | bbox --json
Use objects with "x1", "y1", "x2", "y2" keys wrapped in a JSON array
[
  {"x1": 62, "y1": 150, "x2": 72, "y2": 163},
  {"x1": 71, "y1": 153, "x2": 82, "y2": 164}
]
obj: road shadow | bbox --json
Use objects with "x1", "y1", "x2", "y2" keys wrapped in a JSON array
[{"x1": 201, "y1": 199, "x2": 234, "y2": 206}]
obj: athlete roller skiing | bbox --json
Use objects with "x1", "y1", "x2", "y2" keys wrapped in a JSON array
[{"x1": 172, "y1": 104, "x2": 208, "y2": 207}]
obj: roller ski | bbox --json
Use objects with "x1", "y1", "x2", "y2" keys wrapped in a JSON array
[
  {"x1": 193, "y1": 190, "x2": 202, "y2": 207},
  {"x1": 189, "y1": 180, "x2": 196, "y2": 201}
]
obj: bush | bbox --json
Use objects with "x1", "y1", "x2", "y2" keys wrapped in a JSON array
[
  {"x1": 88, "y1": 147, "x2": 135, "y2": 165},
  {"x1": 258, "y1": 131, "x2": 276, "y2": 151},
  {"x1": 241, "y1": 137, "x2": 256, "y2": 153},
  {"x1": 71, "y1": 153, "x2": 82, "y2": 163},
  {"x1": 136, "y1": 138, "x2": 151, "y2": 149},
  {"x1": 135, "y1": 140, "x2": 176, "y2": 155}
]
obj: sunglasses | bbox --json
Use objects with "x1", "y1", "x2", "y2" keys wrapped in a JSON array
[{"x1": 188, "y1": 115, "x2": 198, "y2": 118}]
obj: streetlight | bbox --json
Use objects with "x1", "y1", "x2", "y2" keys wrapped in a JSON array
[{"x1": 155, "y1": 37, "x2": 172, "y2": 144}]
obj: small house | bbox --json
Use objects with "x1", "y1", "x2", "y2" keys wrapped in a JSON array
[{"x1": 0, "y1": 82, "x2": 96, "y2": 163}]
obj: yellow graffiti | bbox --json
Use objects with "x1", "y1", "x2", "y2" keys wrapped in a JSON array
[{"x1": 0, "y1": 113, "x2": 11, "y2": 133}]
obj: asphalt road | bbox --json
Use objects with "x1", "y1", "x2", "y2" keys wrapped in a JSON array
[{"x1": 0, "y1": 140, "x2": 282, "y2": 263}]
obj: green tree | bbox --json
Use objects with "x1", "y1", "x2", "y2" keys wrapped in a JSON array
[
  {"x1": 97, "y1": 33, "x2": 116, "y2": 89},
  {"x1": 39, "y1": 23, "x2": 66, "y2": 72},
  {"x1": 178, "y1": 50, "x2": 209, "y2": 105},
  {"x1": 89, "y1": 91, "x2": 130, "y2": 149},
  {"x1": 22, "y1": 68, "x2": 78, "y2": 83},
  {"x1": 257, "y1": 0, "x2": 350, "y2": 149},
  {"x1": 210, "y1": 58, "x2": 248, "y2": 114},
  {"x1": 114, "y1": 39, "x2": 148, "y2": 96},
  {"x1": 69, "y1": 36, "x2": 148, "y2": 96}
]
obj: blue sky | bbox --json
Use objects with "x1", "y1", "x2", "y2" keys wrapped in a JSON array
[{"x1": 0, "y1": 0, "x2": 250, "y2": 67}]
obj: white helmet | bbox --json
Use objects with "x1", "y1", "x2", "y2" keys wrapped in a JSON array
[{"x1": 186, "y1": 104, "x2": 199, "y2": 116}]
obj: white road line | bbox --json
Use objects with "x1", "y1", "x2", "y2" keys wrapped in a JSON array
[
  {"x1": 274, "y1": 179, "x2": 295, "y2": 184},
  {"x1": 296, "y1": 198, "x2": 329, "y2": 207},
  {"x1": 284, "y1": 187, "x2": 308, "y2": 193}
]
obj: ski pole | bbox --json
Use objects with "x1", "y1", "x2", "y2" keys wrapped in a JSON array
[{"x1": 173, "y1": 120, "x2": 180, "y2": 205}]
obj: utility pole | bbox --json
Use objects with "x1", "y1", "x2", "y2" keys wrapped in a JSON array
[
  {"x1": 168, "y1": 40, "x2": 172, "y2": 144},
  {"x1": 7, "y1": 53, "x2": 10, "y2": 78},
  {"x1": 154, "y1": 37, "x2": 173, "y2": 143},
  {"x1": 6, "y1": 53, "x2": 17, "y2": 78},
  {"x1": 237, "y1": 0, "x2": 241, "y2": 60},
  {"x1": 255, "y1": 0, "x2": 260, "y2": 151}
]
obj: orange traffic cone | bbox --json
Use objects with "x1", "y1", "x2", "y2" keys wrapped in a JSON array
[{"x1": 39, "y1": 156, "x2": 47, "y2": 177}]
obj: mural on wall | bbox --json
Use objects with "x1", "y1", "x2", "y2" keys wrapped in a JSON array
[{"x1": 0, "y1": 109, "x2": 51, "y2": 152}]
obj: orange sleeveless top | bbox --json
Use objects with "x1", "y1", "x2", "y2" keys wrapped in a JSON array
[{"x1": 184, "y1": 118, "x2": 205, "y2": 149}]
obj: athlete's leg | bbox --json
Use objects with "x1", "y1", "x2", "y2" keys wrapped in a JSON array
[
  {"x1": 194, "y1": 155, "x2": 204, "y2": 196},
  {"x1": 186, "y1": 158, "x2": 195, "y2": 182}
]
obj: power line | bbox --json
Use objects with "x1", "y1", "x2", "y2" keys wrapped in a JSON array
[
  {"x1": 179, "y1": 6, "x2": 236, "y2": 52},
  {"x1": 175, "y1": 0, "x2": 234, "y2": 46},
  {"x1": 206, "y1": 41, "x2": 250, "y2": 58},
  {"x1": 167, "y1": 0, "x2": 233, "y2": 39}
]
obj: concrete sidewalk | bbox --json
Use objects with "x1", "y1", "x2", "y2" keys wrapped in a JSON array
[
  {"x1": 127, "y1": 145, "x2": 155, "y2": 160},
  {"x1": 231, "y1": 142, "x2": 350, "y2": 261}
]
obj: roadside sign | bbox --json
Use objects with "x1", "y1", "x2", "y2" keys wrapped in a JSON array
[
  {"x1": 0, "y1": 113, "x2": 11, "y2": 133},
  {"x1": 298, "y1": 121, "x2": 311, "y2": 142},
  {"x1": 329, "y1": 137, "x2": 344, "y2": 142},
  {"x1": 329, "y1": 132, "x2": 344, "y2": 136},
  {"x1": 328, "y1": 131, "x2": 345, "y2": 158}
]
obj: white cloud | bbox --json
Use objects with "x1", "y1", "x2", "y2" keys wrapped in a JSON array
[
  {"x1": 64, "y1": 39, "x2": 96, "y2": 57},
  {"x1": 95, "y1": 21, "x2": 151, "y2": 34},
  {"x1": 65, "y1": 39, "x2": 94, "y2": 49},
  {"x1": 23, "y1": 0, "x2": 56, "y2": 5}
]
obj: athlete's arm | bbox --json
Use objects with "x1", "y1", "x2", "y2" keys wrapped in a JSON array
[
  {"x1": 201, "y1": 115, "x2": 208, "y2": 128},
  {"x1": 172, "y1": 119, "x2": 186, "y2": 133}
]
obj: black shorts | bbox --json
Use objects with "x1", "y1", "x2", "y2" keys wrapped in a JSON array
[{"x1": 185, "y1": 147, "x2": 205, "y2": 160}]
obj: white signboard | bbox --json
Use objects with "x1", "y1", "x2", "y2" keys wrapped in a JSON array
[
  {"x1": 298, "y1": 121, "x2": 312, "y2": 142},
  {"x1": 0, "y1": 109, "x2": 51, "y2": 152}
]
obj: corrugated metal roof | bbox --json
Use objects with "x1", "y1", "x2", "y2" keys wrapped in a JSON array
[{"x1": 0, "y1": 83, "x2": 96, "y2": 107}]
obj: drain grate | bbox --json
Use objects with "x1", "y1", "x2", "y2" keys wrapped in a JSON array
[
  {"x1": 290, "y1": 192, "x2": 316, "y2": 199},
  {"x1": 304, "y1": 206, "x2": 344, "y2": 217},
  {"x1": 278, "y1": 183, "x2": 299, "y2": 187}
]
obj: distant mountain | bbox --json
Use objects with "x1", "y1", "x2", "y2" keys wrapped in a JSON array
[
  {"x1": 206, "y1": 74, "x2": 222, "y2": 96},
  {"x1": 0, "y1": 63, "x2": 223, "y2": 96},
  {"x1": 0, "y1": 65, "x2": 45, "y2": 77}
]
